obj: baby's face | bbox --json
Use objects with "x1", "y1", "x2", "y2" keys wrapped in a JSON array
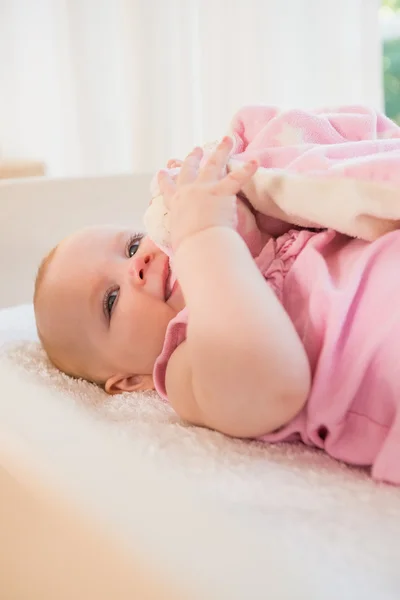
[{"x1": 36, "y1": 226, "x2": 184, "y2": 392}]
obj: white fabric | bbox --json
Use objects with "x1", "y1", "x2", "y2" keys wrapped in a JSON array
[
  {"x1": 1, "y1": 304, "x2": 400, "y2": 598},
  {"x1": 0, "y1": 0, "x2": 383, "y2": 177}
]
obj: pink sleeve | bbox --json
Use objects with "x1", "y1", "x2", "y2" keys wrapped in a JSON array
[{"x1": 153, "y1": 307, "x2": 189, "y2": 400}]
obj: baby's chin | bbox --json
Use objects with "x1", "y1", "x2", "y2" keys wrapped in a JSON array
[{"x1": 166, "y1": 283, "x2": 185, "y2": 313}]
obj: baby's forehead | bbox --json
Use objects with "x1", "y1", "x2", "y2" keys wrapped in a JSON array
[
  {"x1": 57, "y1": 226, "x2": 129, "y2": 258},
  {"x1": 66, "y1": 225, "x2": 127, "y2": 244},
  {"x1": 48, "y1": 225, "x2": 140, "y2": 287}
]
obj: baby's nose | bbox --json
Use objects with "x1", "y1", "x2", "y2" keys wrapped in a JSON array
[{"x1": 128, "y1": 253, "x2": 151, "y2": 283}]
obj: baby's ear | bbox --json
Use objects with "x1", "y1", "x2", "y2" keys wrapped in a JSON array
[{"x1": 105, "y1": 374, "x2": 154, "y2": 395}]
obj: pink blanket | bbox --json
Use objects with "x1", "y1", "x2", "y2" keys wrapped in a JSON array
[{"x1": 227, "y1": 105, "x2": 400, "y2": 240}]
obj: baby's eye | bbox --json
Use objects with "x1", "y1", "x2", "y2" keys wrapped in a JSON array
[
  {"x1": 126, "y1": 233, "x2": 144, "y2": 258},
  {"x1": 128, "y1": 239, "x2": 140, "y2": 257},
  {"x1": 106, "y1": 290, "x2": 118, "y2": 316}
]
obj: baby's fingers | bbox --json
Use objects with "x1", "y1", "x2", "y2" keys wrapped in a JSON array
[
  {"x1": 214, "y1": 159, "x2": 258, "y2": 195},
  {"x1": 198, "y1": 136, "x2": 233, "y2": 182},
  {"x1": 157, "y1": 169, "x2": 176, "y2": 202},
  {"x1": 177, "y1": 147, "x2": 204, "y2": 185}
]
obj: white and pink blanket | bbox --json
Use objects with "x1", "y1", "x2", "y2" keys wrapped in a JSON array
[
  {"x1": 146, "y1": 105, "x2": 400, "y2": 245},
  {"x1": 229, "y1": 104, "x2": 400, "y2": 240}
]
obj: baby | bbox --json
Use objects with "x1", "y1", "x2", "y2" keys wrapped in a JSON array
[{"x1": 35, "y1": 138, "x2": 400, "y2": 485}]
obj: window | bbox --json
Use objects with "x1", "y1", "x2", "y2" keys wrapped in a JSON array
[{"x1": 381, "y1": 0, "x2": 400, "y2": 122}]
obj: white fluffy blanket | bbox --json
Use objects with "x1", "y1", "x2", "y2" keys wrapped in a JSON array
[{"x1": 1, "y1": 304, "x2": 400, "y2": 598}]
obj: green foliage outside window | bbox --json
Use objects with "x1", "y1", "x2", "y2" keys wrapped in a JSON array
[
  {"x1": 382, "y1": 0, "x2": 400, "y2": 122},
  {"x1": 382, "y1": 0, "x2": 400, "y2": 10}
]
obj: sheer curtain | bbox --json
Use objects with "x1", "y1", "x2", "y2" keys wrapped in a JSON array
[{"x1": 0, "y1": 0, "x2": 383, "y2": 177}]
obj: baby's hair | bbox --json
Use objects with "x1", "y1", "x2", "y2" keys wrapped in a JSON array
[
  {"x1": 34, "y1": 244, "x2": 76, "y2": 375},
  {"x1": 34, "y1": 244, "x2": 103, "y2": 385},
  {"x1": 33, "y1": 244, "x2": 62, "y2": 365},
  {"x1": 34, "y1": 244, "x2": 58, "y2": 308}
]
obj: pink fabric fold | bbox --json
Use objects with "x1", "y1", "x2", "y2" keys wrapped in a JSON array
[{"x1": 228, "y1": 105, "x2": 400, "y2": 240}]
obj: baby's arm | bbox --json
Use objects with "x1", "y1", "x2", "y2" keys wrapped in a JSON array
[
  {"x1": 167, "y1": 227, "x2": 310, "y2": 438},
  {"x1": 160, "y1": 140, "x2": 311, "y2": 439}
]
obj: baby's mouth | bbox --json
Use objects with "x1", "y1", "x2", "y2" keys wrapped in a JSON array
[{"x1": 165, "y1": 260, "x2": 178, "y2": 302}]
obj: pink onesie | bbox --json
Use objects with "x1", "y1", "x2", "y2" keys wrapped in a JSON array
[
  {"x1": 154, "y1": 228, "x2": 400, "y2": 485},
  {"x1": 152, "y1": 104, "x2": 400, "y2": 485}
]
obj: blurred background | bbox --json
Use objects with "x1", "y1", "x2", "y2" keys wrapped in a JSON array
[
  {"x1": 382, "y1": 0, "x2": 400, "y2": 122},
  {"x1": 0, "y1": 0, "x2": 397, "y2": 178}
]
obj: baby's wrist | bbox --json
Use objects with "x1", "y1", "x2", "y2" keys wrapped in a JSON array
[
  {"x1": 172, "y1": 225, "x2": 255, "y2": 313},
  {"x1": 172, "y1": 225, "x2": 238, "y2": 256}
]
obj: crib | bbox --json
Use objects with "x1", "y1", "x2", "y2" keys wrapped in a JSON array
[{"x1": 1, "y1": 173, "x2": 400, "y2": 599}]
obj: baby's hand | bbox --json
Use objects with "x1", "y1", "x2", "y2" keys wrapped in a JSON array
[{"x1": 158, "y1": 137, "x2": 257, "y2": 251}]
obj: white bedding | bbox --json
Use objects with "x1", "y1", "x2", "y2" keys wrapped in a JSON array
[{"x1": 1, "y1": 304, "x2": 400, "y2": 598}]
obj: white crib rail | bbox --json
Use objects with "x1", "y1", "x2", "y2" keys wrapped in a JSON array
[{"x1": 0, "y1": 174, "x2": 152, "y2": 308}]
